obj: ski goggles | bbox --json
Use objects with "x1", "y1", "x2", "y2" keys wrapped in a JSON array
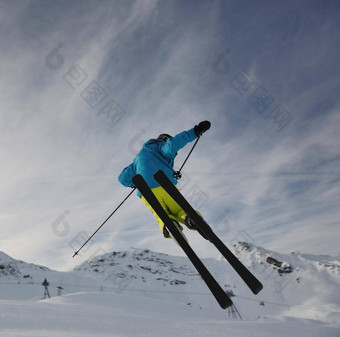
[{"x1": 157, "y1": 134, "x2": 173, "y2": 141}]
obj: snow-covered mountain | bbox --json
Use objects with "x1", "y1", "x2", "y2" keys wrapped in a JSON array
[
  {"x1": 0, "y1": 251, "x2": 99, "y2": 300},
  {"x1": 0, "y1": 243, "x2": 339, "y2": 336},
  {"x1": 74, "y1": 243, "x2": 340, "y2": 321}
]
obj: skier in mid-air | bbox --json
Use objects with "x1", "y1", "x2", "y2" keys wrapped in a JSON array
[{"x1": 118, "y1": 121, "x2": 211, "y2": 240}]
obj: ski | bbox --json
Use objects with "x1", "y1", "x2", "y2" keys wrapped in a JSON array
[
  {"x1": 132, "y1": 174, "x2": 233, "y2": 309},
  {"x1": 154, "y1": 169, "x2": 263, "y2": 295}
]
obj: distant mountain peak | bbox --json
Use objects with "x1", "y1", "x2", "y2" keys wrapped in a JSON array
[{"x1": 1, "y1": 245, "x2": 339, "y2": 318}]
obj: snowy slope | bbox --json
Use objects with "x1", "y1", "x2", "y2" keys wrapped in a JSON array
[
  {"x1": 1, "y1": 292, "x2": 339, "y2": 337},
  {"x1": 73, "y1": 244, "x2": 340, "y2": 323},
  {"x1": 230, "y1": 242, "x2": 340, "y2": 323},
  {"x1": 0, "y1": 243, "x2": 339, "y2": 337},
  {"x1": 0, "y1": 251, "x2": 100, "y2": 300}
]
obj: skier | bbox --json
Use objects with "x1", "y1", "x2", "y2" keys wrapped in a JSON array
[{"x1": 118, "y1": 121, "x2": 211, "y2": 240}]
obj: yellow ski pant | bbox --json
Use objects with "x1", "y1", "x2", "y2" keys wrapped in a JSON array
[{"x1": 140, "y1": 186, "x2": 201, "y2": 237}]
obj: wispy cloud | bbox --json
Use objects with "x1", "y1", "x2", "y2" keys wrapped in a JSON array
[{"x1": 1, "y1": 0, "x2": 339, "y2": 270}]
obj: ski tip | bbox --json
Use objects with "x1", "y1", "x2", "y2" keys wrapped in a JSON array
[
  {"x1": 221, "y1": 298, "x2": 233, "y2": 310},
  {"x1": 252, "y1": 282, "x2": 263, "y2": 295}
]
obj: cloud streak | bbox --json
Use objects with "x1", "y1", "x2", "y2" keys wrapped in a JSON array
[{"x1": 1, "y1": 0, "x2": 339, "y2": 270}]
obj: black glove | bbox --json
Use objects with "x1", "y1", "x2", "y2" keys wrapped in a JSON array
[{"x1": 194, "y1": 121, "x2": 211, "y2": 136}]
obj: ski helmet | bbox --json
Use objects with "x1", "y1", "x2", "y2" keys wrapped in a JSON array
[{"x1": 157, "y1": 133, "x2": 173, "y2": 141}]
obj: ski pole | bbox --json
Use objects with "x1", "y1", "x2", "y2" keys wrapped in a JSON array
[
  {"x1": 173, "y1": 136, "x2": 200, "y2": 180},
  {"x1": 72, "y1": 187, "x2": 136, "y2": 258}
]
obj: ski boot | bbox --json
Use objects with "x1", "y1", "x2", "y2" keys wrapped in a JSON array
[
  {"x1": 184, "y1": 215, "x2": 211, "y2": 241},
  {"x1": 163, "y1": 220, "x2": 188, "y2": 245}
]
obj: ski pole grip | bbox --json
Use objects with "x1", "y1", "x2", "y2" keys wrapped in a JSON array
[{"x1": 173, "y1": 171, "x2": 182, "y2": 180}]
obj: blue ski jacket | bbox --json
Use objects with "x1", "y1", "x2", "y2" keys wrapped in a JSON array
[{"x1": 118, "y1": 128, "x2": 198, "y2": 196}]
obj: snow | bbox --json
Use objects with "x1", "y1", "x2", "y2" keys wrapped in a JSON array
[
  {"x1": 1, "y1": 293, "x2": 339, "y2": 337},
  {"x1": 1, "y1": 244, "x2": 339, "y2": 337}
]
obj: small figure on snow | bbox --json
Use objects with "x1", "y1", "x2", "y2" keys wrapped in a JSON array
[{"x1": 118, "y1": 121, "x2": 211, "y2": 240}]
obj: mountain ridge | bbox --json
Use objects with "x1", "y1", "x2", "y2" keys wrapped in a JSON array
[{"x1": 0, "y1": 242, "x2": 339, "y2": 324}]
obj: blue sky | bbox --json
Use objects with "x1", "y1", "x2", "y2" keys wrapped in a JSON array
[{"x1": 1, "y1": 0, "x2": 340, "y2": 270}]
